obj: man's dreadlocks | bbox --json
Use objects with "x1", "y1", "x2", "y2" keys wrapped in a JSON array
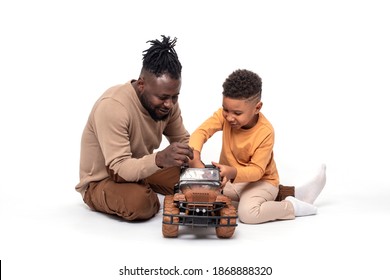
[{"x1": 142, "y1": 35, "x2": 182, "y2": 79}]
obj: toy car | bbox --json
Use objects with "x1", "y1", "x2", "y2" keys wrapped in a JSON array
[{"x1": 162, "y1": 165, "x2": 238, "y2": 238}]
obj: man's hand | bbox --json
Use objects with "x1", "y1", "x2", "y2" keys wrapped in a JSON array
[
  {"x1": 155, "y1": 142, "x2": 194, "y2": 168},
  {"x1": 212, "y1": 161, "x2": 237, "y2": 187}
]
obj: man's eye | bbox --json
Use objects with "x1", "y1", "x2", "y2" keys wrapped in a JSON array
[{"x1": 160, "y1": 96, "x2": 178, "y2": 101}]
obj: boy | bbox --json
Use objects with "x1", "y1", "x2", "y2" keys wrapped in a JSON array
[{"x1": 189, "y1": 69, "x2": 326, "y2": 224}]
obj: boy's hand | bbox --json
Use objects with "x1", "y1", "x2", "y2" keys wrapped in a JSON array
[{"x1": 212, "y1": 161, "x2": 237, "y2": 187}]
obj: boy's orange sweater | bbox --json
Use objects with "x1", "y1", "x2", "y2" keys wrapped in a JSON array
[{"x1": 189, "y1": 108, "x2": 279, "y2": 187}]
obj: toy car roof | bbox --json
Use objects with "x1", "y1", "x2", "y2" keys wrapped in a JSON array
[{"x1": 179, "y1": 167, "x2": 220, "y2": 185}]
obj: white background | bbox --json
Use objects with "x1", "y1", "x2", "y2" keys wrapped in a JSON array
[{"x1": 1, "y1": 0, "x2": 389, "y2": 279}]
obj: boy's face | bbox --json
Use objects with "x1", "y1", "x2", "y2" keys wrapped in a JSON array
[{"x1": 222, "y1": 96, "x2": 262, "y2": 130}]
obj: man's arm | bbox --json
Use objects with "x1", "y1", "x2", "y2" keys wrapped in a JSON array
[{"x1": 92, "y1": 99, "x2": 160, "y2": 182}]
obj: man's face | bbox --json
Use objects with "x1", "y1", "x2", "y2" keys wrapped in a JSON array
[
  {"x1": 222, "y1": 96, "x2": 262, "y2": 130},
  {"x1": 139, "y1": 73, "x2": 181, "y2": 121}
]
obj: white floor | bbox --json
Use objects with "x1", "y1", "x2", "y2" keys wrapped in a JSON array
[{"x1": 1, "y1": 169, "x2": 389, "y2": 280}]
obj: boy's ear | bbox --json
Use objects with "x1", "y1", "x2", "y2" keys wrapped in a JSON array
[{"x1": 256, "y1": 101, "x2": 263, "y2": 112}]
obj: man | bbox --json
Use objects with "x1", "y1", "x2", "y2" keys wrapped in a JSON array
[{"x1": 75, "y1": 35, "x2": 194, "y2": 221}]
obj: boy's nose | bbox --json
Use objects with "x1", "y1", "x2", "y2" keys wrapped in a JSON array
[{"x1": 226, "y1": 115, "x2": 235, "y2": 122}]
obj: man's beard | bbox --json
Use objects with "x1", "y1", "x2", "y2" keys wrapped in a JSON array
[{"x1": 140, "y1": 94, "x2": 169, "y2": 121}]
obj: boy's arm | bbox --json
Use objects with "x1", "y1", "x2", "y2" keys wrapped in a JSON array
[
  {"x1": 188, "y1": 150, "x2": 205, "y2": 168},
  {"x1": 189, "y1": 108, "x2": 224, "y2": 165}
]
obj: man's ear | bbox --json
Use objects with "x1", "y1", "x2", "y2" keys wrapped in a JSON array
[{"x1": 137, "y1": 76, "x2": 145, "y2": 91}]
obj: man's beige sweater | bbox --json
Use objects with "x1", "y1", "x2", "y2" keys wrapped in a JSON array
[{"x1": 75, "y1": 81, "x2": 190, "y2": 197}]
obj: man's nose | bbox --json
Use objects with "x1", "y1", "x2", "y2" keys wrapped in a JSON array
[{"x1": 163, "y1": 98, "x2": 173, "y2": 108}]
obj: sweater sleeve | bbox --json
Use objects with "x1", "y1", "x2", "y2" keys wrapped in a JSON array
[
  {"x1": 92, "y1": 98, "x2": 159, "y2": 182},
  {"x1": 189, "y1": 108, "x2": 224, "y2": 152},
  {"x1": 163, "y1": 103, "x2": 190, "y2": 144}
]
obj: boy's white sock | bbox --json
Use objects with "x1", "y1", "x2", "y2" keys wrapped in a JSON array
[
  {"x1": 295, "y1": 164, "x2": 327, "y2": 204},
  {"x1": 158, "y1": 193, "x2": 165, "y2": 210},
  {"x1": 286, "y1": 196, "x2": 318, "y2": 217}
]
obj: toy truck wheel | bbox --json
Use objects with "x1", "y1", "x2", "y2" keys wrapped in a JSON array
[
  {"x1": 162, "y1": 195, "x2": 180, "y2": 238},
  {"x1": 216, "y1": 205, "x2": 237, "y2": 238}
]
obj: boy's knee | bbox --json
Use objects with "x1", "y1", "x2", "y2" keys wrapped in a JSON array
[{"x1": 237, "y1": 203, "x2": 261, "y2": 224}]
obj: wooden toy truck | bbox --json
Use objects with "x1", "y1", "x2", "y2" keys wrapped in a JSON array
[{"x1": 162, "y1": 166, "x2": 237, "y2": 238}]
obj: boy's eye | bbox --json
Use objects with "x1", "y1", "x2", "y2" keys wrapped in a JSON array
[{"x1": 223, "y1": 108, "x2": 241, "y2": 115}]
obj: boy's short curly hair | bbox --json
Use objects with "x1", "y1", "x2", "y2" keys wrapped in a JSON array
[{"x1": 222, "y1": 69, "x2": 262, "y2": 100}]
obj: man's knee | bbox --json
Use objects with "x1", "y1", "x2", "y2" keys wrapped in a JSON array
[
  {"x1": 87, "y1": 179, "x2": 160, "y2": 221},
  {"x1": 146, "y1": 167, "x2": 180, "y2": 195},
  {"x1": 106, "y1": 184, "x2": 159, "y2": 221}
]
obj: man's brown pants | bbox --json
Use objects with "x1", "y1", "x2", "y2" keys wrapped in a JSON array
[{"x1": 83, "y1": 167, "x2": 180, "y2": 221}]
